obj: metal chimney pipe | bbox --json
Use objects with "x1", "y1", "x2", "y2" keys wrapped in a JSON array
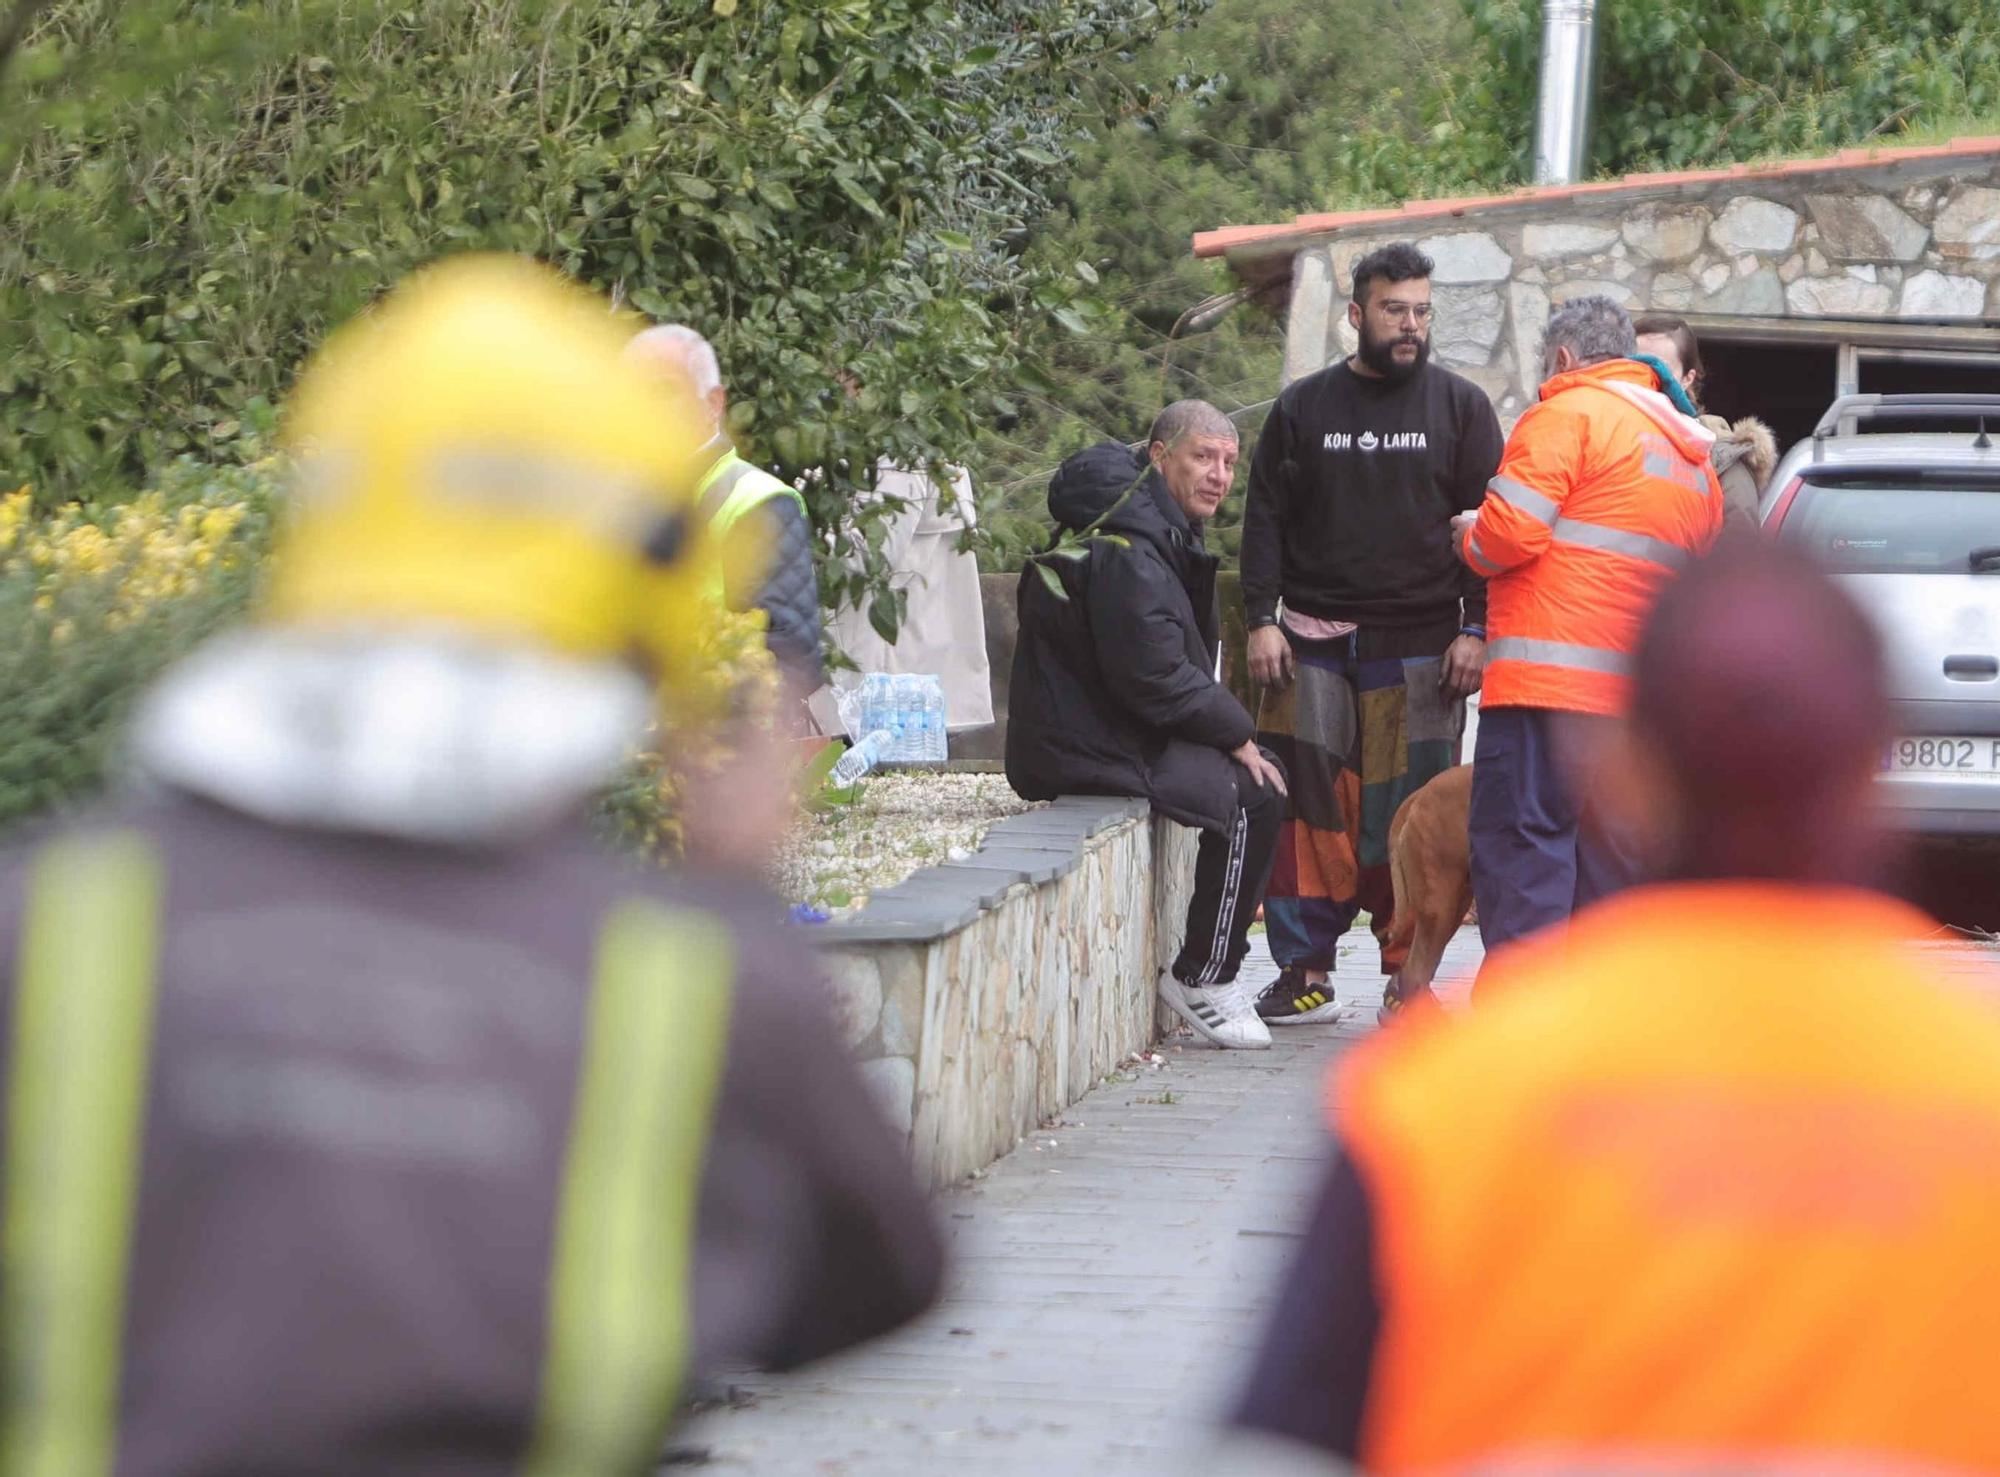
[{"x1": 1532, "y1": 0, "x2": 1599, "y2": 185}]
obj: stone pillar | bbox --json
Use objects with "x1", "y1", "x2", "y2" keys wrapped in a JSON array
[{"x1": 1283, "y1": 248, "x2": 1335, "y2": 385}]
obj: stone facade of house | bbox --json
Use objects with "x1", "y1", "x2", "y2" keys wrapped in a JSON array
[{"x1": 1276, "y1": 153, "x2": 2000, "y2": 418}]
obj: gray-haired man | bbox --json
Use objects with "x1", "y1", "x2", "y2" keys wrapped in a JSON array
[
  {"x1": 624, "y1": 325, "x2": 826, "y2": 696},
  {"x1": 1454, "y1": 294, "x2": 1723, "y2": 965},
  {"x1": 1007, "y1": 401, "x2": 1289, "y2": 1050}
]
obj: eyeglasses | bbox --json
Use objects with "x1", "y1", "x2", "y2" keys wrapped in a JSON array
[{"x1": 1376, "y1": 301, "x2": 1433, "y2": 324}]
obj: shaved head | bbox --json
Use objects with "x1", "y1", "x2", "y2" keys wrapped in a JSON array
[
  {"x1": 624, "y1": 323, "x2": 720, "y2": 391},
  {"x1": 1623, "y1": 534, "x2": 1894, "y2": 885},
  {"x1": 623, "y1": 322, "x2": 727, "y2": 439}
]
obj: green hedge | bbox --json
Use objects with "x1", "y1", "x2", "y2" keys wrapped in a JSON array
[{"x1": 4, "y1": 0, "x2": 1209, "y2": 642}]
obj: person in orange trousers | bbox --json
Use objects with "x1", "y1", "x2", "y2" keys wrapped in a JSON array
[{"x1": 1213, "y1": 535, "x2": 2000, "y2": 1475}]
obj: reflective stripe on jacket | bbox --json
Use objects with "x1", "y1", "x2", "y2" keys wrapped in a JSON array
[
  {"x1": 1463, "y1": 360, "x2": 1724, "y2": 715},
  {"x1": 1335, "y1": 882, "x2": 2000, "y2": 1475},
  {"x1": 3, "y1": 828, "x2": 733, "y2": 1477}
]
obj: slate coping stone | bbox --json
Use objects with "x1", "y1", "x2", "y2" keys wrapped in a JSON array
[
  {"x1": 870, "y1": 869, "x2": 1018, "y2": 912},
  {"x1": 818, "y1": 891, "x2": 985, "y2": 944},
  {"x1": 809, "y1": 794, "x2": 1146, "y2": 946},
  {"x1": 952, "y1": 846, "x2": 1078, "y2": 886}
]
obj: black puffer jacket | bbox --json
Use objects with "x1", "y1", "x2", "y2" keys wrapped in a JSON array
[{"x1": 1005, "y1": 442, "x2": 1256, "y2": 834}]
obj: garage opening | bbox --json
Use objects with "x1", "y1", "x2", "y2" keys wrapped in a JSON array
[
  {"x1": 1696, "y1": 339, "x2": 1836, "y2": 452},
  {"x1": 1683, "y1": 317, "x2": 2000, "y2": 469},
  {"x1": 1857, "y1": 349, "x2": 2000, "y2": 401}
]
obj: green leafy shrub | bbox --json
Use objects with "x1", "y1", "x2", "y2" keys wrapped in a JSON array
[
  {"x1": 1463, "y1": 0, "x2": 2000, "y2": 176},
  {"x1": 4, "y1": 0, "x2": 1212, "y2": 641}
]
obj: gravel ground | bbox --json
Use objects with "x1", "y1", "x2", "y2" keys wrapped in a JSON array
[{"x1": 773, "y1": 770, "x2": 1040, "y2": 914}]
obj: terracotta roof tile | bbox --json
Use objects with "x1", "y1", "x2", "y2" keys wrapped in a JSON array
[
  {"x1": 1429, "y1": 192, "x2": 1525, "y2": 214},
  {"x1": 1399, "y1": 198, "x2": 1472, "y2": 220},
  {"x1": 1193, "y1": 135, "x2": 2000, "y2": 260}
]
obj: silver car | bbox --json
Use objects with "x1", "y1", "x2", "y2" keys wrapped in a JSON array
[{"x1": 1763, "y1": 394, "x2": 2000, "y2": 837}]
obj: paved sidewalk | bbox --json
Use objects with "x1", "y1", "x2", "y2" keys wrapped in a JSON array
[
  {"x1": 676, "y1": 926, "x2": 1480, "y2": 1475},
  {"x1": 678, "y1": 922, "x2": 2000, "y2": 1475}
]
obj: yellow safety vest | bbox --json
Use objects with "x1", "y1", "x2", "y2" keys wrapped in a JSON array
[
  {"x1": 693, "y1": 451, "x2": 806, "y2": 610},
  {"x1": 2, "y1": 830, "x2": 736, "y2": 1477}
]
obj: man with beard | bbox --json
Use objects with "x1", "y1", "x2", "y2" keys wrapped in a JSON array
[{"x1": 1241, "y1": 242, "x2": 1503, "y2": 1024}]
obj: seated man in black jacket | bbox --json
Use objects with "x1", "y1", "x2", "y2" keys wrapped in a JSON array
[{"x1": 1006, "y1": 401, "x2": 1289, "y2": 1050}]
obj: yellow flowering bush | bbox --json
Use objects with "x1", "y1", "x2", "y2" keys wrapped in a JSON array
[
  {"x1": 2, "y1": 454, "x2": 787, "y2": 861},
  {"x1": 0, "y1": 460, "x2": 276, "y2": 827},
  {"x1": 10, "y1": 487, "x2": 254, "y2": 632}
]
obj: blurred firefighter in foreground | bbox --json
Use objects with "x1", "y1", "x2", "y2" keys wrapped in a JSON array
[
  {"x1": 0, "y1": 256, "x2": 941, "y2": 1475},
  {"x1": 1217, "y1": 536, "x2": 2000, "y2": 1474}
]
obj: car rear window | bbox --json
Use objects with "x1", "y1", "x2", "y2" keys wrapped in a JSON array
[{"x1": 1779, "y1": 483, "x2": 2000, "y2": 574}]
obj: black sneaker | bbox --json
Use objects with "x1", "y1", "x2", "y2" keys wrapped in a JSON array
[{"x1": 1254, "y1": 967, "x2": 1347, "y2": 1025}]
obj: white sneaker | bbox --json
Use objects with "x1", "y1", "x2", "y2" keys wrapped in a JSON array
[{"x1": 1159, "y1": 972, "x2": 1271, "y2": 1050}]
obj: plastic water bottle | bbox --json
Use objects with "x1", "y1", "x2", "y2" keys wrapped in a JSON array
[
  {"x1": 893, "y1": 675, "x2": 925, "y2": 765},
  {"x1": 922, "y1": 677, "x2": 948, "y2": 764},
  {"x1": 831, "y1": 728, "x2": 895, "y2": 787},
  {"x1": 860, "y1": 673, "x2": 894, "y2": 744}
]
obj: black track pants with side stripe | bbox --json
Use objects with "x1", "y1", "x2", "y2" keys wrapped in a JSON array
[{"x1": 1172, "y1": 748, "x2": 1287, "y2": 988}]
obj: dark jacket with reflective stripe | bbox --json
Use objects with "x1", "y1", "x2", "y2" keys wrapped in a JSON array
[
  {"x1": 0, "y1": 793, "x2": 942, "y2": 1474},
  {"x1": 1005, "y1": 442, "x2": 1255, "y2": 835}
]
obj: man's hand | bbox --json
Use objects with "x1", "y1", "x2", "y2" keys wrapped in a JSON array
[
  {"x1": 1450, "y1": 510, "x2": 1479, "y2": 560},
  {"x1": 1440, "y1": 633, "x2": 1486, "y2": 699},
  {"x1": 680, "y1": 715, "x2": 803, "y2": 875},
  {"x1": 1247, "y1": 624, "x2": 1294, "y2": 689},
  {"x1": 1232, "y1": 740, "x2": 1288, "y2": 797}
]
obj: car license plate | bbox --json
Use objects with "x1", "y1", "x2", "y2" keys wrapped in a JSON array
[{"x1": 1884, "y1": 737, "x2": 2000, "y2": 775}]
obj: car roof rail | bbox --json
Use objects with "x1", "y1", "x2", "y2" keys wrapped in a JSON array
[{"x1": 1812, "y1": 392, "x2": 2000, "y2": 442}]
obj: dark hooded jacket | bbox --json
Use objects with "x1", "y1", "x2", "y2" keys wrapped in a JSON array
[{"x1": 1005, "y1": 442, "x2": 1256, "y2": 834}]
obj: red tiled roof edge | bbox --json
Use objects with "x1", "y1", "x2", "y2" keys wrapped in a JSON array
[{"x1": 1191, "y1": 135, "x2": 2000, "y2": 260}]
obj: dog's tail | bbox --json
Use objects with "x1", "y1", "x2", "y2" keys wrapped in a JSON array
[{"x1": 1384, "y1": 799, "x2": 1417, "y2": 956}]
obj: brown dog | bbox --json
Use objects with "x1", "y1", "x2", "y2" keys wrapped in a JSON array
[{"x1": 1383, "y1": 764, "x2": 1474, "y2": 1005}]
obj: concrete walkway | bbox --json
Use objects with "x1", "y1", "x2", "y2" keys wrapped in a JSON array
[
  {"x1": 676, "y1": 926, "x2": 1481, "y2": 1475},
  {"x1": 679, "y1": 921, "x2": 2000, "y2": 1475}
]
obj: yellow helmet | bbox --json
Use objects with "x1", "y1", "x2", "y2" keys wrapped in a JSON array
[{"x1": 265, "y1": 254, "x2": 744, "y2": 704}]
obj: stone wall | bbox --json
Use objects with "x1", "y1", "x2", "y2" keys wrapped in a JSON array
[
  {"x1": 1280, "y1": 154, "x2": 2000, "y2": 415},
  {"x1": 816, "y1": 795, "x2": 1198, "y2": 1188}
]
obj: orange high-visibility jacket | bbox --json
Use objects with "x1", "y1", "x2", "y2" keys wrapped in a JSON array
[
  {"x1": 1336, "y1": 883, "x2": 2000, "y2": 1476},
  {"x1": 1463, "y1": 359, "x2": 1724, "y2": 715}
]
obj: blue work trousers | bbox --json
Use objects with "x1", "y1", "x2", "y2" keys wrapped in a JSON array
[{"x1": 1469, "y1": 706, "x2": 1644, "y2": 963}]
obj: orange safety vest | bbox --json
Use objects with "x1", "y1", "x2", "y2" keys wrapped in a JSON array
[
  {"x1": 1464, "y1": 359, "x2": 1724, "y2": 716},
  {"x1": 1335, "y1": 882, "x2": 2000, "y2": 1476}
]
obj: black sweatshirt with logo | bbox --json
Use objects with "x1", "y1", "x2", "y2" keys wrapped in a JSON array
[{"x1": 1241, "y1": 358, "x2": 1503, "y2": 632}]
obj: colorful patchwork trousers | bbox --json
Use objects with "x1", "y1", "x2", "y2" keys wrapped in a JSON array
[{"x1": 1254, "y1": 618, "x2": 1465, "y2": 976}]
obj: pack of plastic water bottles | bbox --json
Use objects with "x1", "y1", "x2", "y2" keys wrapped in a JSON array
[{"x1": 830, "y1": 674, "x2": 948, "y2": 784}]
